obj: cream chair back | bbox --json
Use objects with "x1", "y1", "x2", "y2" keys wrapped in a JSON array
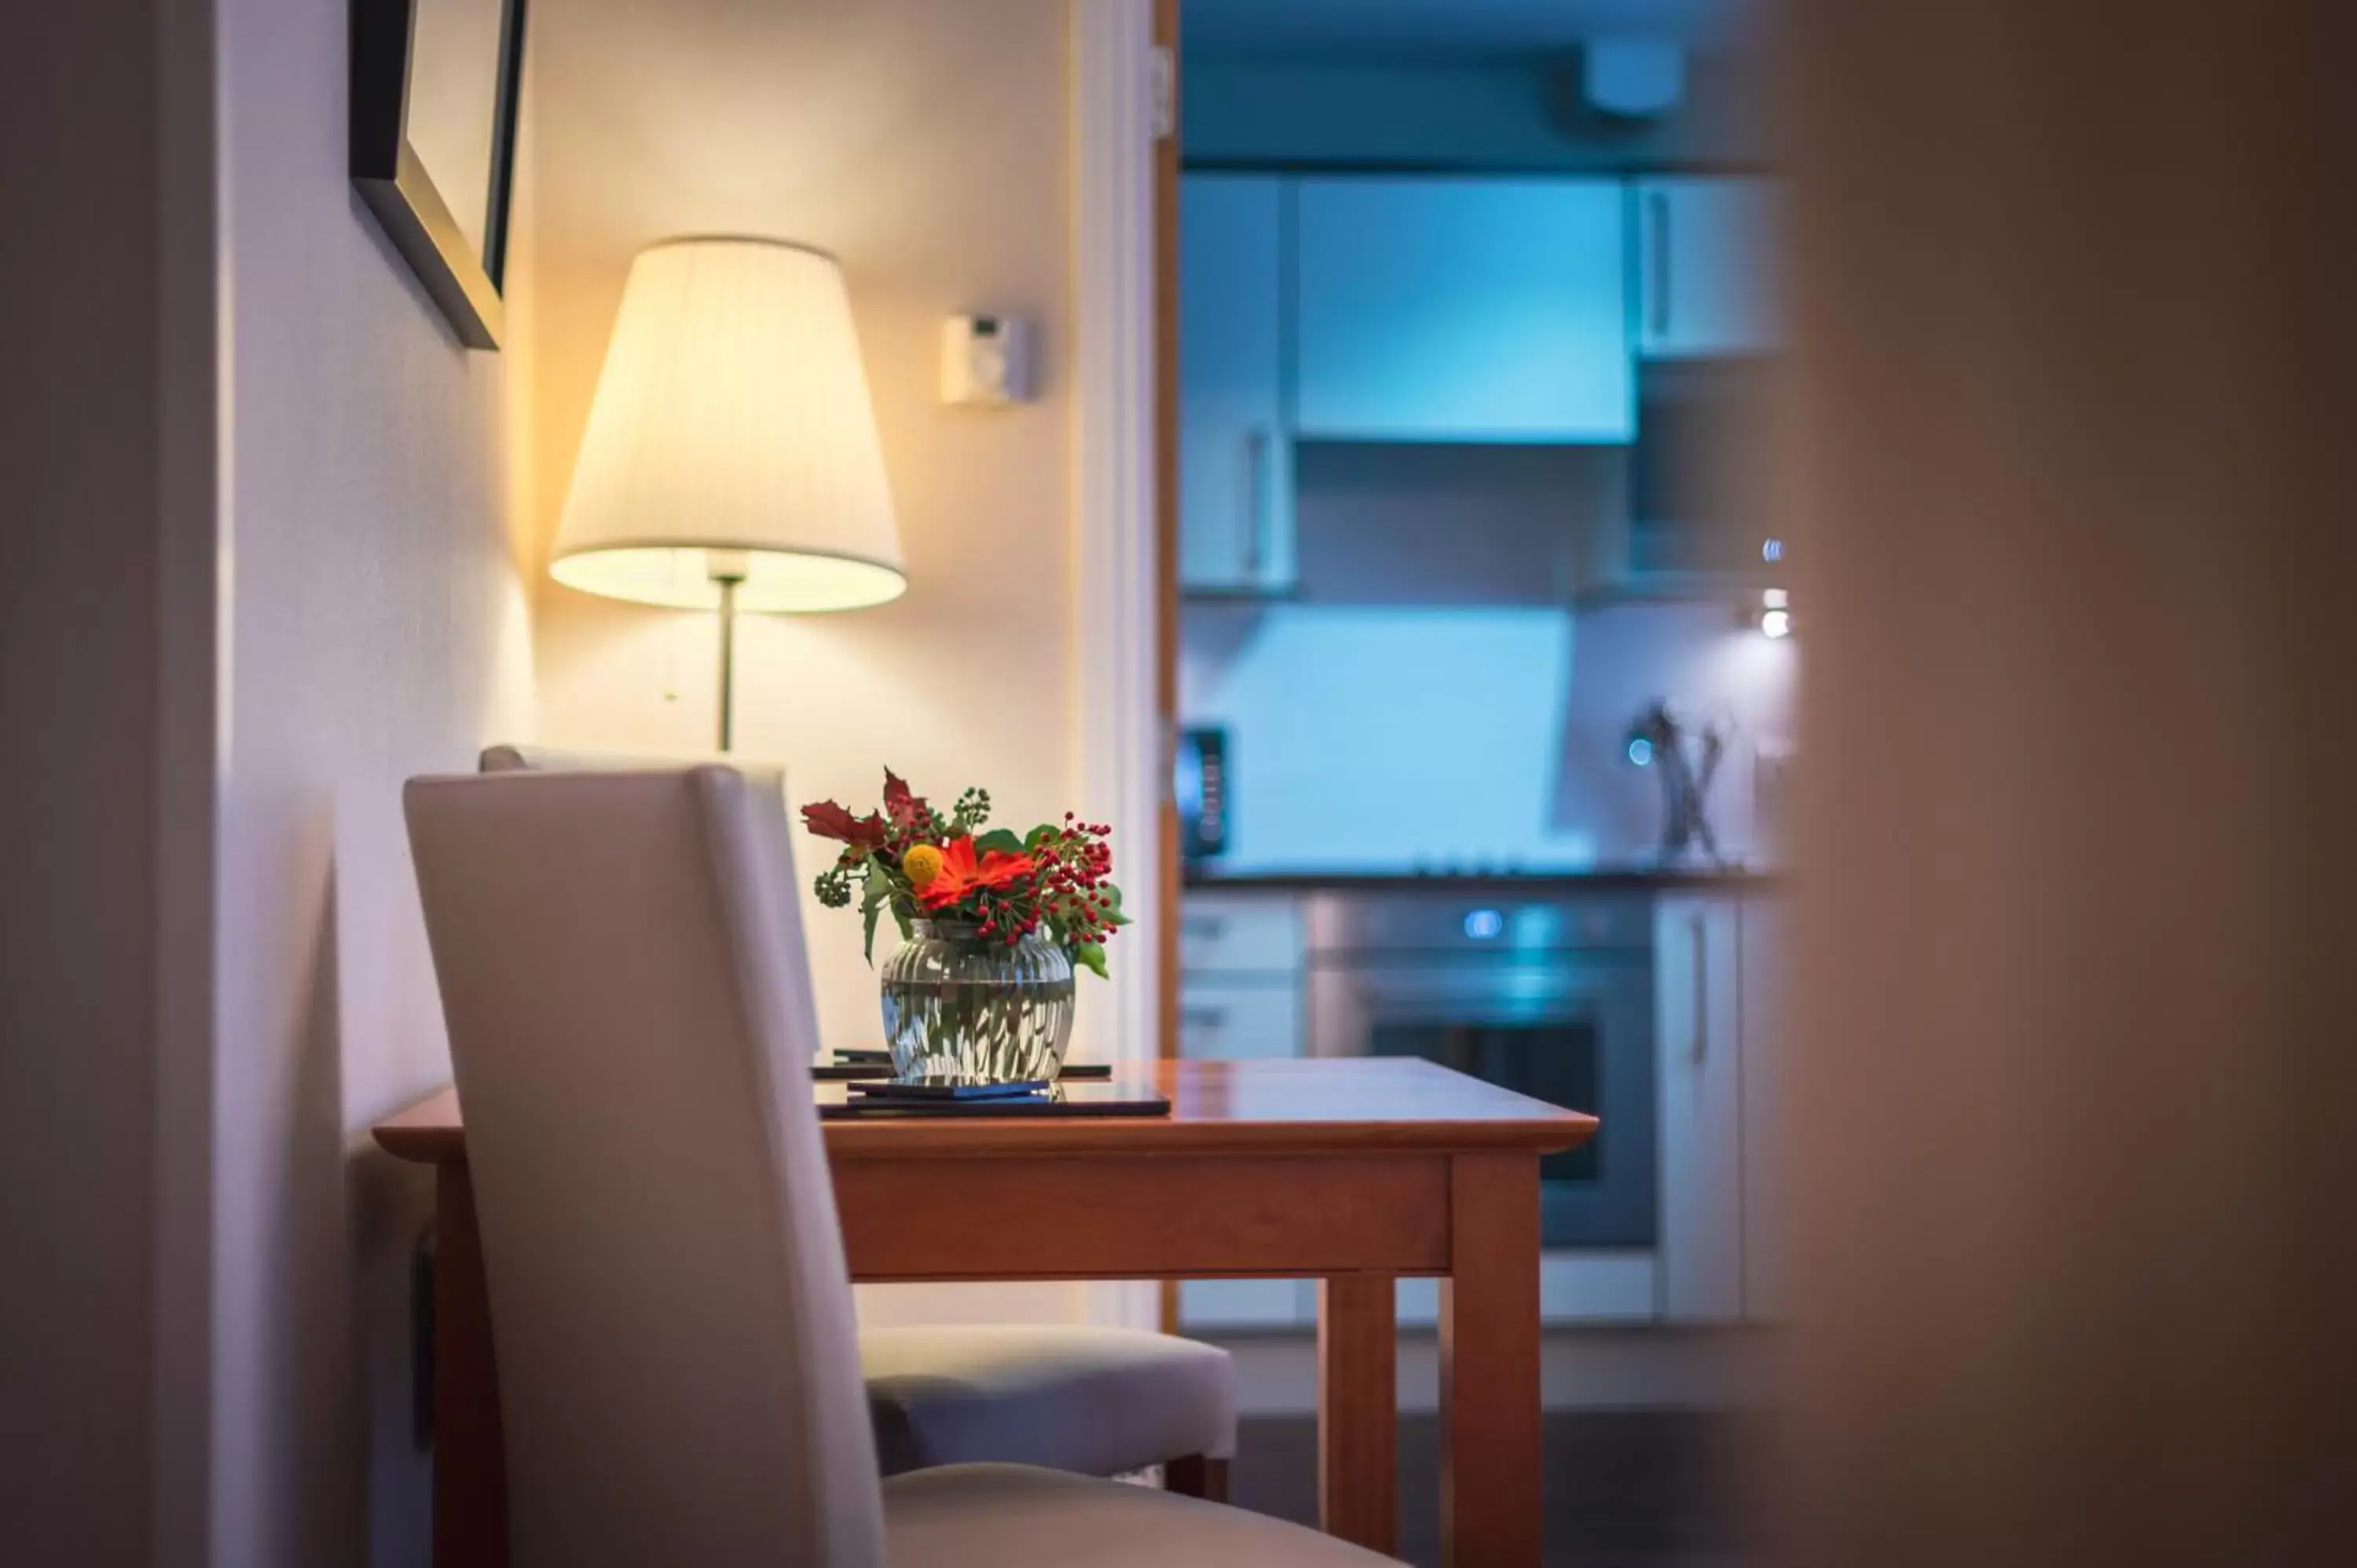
[
  {"x1": 478, "y1": 743, "x2": 820, "y2": 1064},
  {"x1": 478, "y1": 742, "x2": 786, "y2": 800},
  {"x1": 405, "y1": 768, "x2": 884, "y2": 1567}
]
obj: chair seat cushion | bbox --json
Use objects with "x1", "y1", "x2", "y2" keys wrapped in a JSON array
[
  {"x1": 862, "y1": 1324, "x2": 1237, "y2": 1478},
  {"x1": 885, "y1": 1463, "x2": 1400, "y2": 1566}
]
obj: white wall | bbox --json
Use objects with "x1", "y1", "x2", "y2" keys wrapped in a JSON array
[
  {"x1": 524, "y1": 0, "x2": 1090, "y2": 1325},
  {"x1": 209, "y1": 0, "x2": 537, "y2": 1563}
]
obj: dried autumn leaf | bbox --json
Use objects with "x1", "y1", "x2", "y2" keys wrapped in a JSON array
[{"x1": 801, "y1": 800, "x2": 888, "y2": 849}]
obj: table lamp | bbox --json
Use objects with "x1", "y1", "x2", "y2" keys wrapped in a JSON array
[{"x1": 551, "y1": 236, "x2": 907, "y2": 749}]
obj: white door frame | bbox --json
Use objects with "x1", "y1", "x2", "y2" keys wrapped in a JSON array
[{"x1": 1071, "y1": 0, "x2": 1163, "y2": 1330}]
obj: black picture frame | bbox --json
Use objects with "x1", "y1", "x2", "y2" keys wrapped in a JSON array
[{"x1": 350, "y1": 0, "x2": 527, "y2": 350}]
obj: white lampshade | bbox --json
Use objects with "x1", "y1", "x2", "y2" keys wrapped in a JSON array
[{"x1": 551, "y1": 236, "x2": 907, "y2": 613}]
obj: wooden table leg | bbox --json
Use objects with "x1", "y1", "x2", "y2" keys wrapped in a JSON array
[
  {"x1": 434, "y1": 1162, "x2": 510, "y2": 1568},
  {"x1": 1439, "y1": 1153, "x2": 1543, "y2": 1568},
  {"x1": 1318, "y1": 1273, "x2": 1398, "y2": 1554}
]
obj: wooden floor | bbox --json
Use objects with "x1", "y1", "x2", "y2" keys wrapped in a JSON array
[{"x1": 1223, "y1": 1411, "x2": 1766, "y2": 1568}]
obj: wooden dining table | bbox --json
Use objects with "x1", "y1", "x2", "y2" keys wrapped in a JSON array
[{"x1": 374, "y1": 1056, "x2": 1594, "y2": 1566}]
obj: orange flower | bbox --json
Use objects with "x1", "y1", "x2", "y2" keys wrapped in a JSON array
[{"x1": 915, "y1": 835, "x2": 1036, "y2": 910}]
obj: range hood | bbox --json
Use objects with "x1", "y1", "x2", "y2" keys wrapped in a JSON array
[{"x1": 1573, "y1": 359, "x2": 1780, "y2": 605}]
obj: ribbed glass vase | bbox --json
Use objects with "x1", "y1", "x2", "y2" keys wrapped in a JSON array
[{"x1": 879, "y1": 919, "x2": 1076, "y2": 1085}]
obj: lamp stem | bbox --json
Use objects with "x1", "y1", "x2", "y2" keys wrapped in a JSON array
[{"x1": 713, "y1": 573, "x2": 743, "y2": 753}]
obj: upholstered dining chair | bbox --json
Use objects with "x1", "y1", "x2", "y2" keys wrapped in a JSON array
[
  {"x1": 408, "y1": 769, "x2": 1381, "y2": 1566},
  {"x1": 475, "y1": 745, "x2": 1237, "y2": 1492}
]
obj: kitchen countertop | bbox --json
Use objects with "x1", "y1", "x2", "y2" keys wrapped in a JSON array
[{"x1": 1182, "y1": 866, "x2": 1786, "y2": 895}]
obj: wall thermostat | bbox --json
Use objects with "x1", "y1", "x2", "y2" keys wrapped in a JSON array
[{"x1": 940, "y1": 314, "x2": 1032, "y2": 408}]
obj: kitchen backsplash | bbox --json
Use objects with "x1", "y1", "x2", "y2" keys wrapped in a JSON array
[{"x1": 1179, "y1": 598, "x2": 1796, "y2": 871}]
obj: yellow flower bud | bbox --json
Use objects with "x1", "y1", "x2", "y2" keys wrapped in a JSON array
[{"x1": 902, "y1": 843, "x2": 946, "y2": 892}]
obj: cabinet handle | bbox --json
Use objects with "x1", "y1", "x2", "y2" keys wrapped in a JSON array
[
  {"x1": 1180, "y1": 1005, "x2": 1229, "y2": 1030},
  {"x1": 1181, "y1": 914, "x2": 1228, "y2": 940},
  {"x1": 1243, "y1": 429, "x2": 1270, "y2": 578},
  {"x1": 1648, "y1": 189, "x2": 1673, "y2": 345},
  {"x1": 1689, "y1": 913, "x2": 1709, "y2": 1064}
]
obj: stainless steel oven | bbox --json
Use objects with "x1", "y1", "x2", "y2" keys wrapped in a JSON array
[{"x1": 1305, "y1": 891, "x2": 1657, "y2": 1249}]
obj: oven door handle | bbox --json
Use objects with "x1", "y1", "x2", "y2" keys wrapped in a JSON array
[{"x1": 1316, "y1": 965, "x2": 1640, "y2": 1006}]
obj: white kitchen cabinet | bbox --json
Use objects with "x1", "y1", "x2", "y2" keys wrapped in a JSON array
[
  {"x1": 1180, "y1": 1277, "x2": 1312, "y2": 1330},
  {"x1": 1294, "y1": 178, "x2": 1634, "y2": 443},
  {"x1": 1177, "y1": 977, "x2": 1303, "y2": 1061},
  {"x1": 1175, "y1": 888, "x2": 1310, "y2": 1330},
  {"x1": 1397, "y1": 1252, "x2": 1659, "y2": 1328},
  {"x1": 1633, "y1": 177, "x2": 1782, "y2": 360},
  {"x1": 1738, "y1": 892, "x2": 1792, "y2": 1320},
  {"x1": 1180, "y1": 176, "x2": 1296, "y2": 593},
  {"x1": 1177, "y1": 892, "x2": 1303, "y2": 975},
  {"x1": 1175, "y1": 972, "x2": 1307, "y2": 1325},
  {"x1": 1655, "y1": 895, "x2": 1746, "y2": 1321}
]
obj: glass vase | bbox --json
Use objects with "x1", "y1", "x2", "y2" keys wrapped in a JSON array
[{"x1": 879, "y1": 919, "x2": 1076, "y2": 1085}]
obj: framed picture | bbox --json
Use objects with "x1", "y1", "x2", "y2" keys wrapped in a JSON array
[{"x1": 350, "y1": 0, "x2": 528, "y2": 350}]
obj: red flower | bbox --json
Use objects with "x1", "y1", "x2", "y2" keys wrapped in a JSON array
[
  {"x1": 801, "y1": 800, "x2": 887, "y2": 850},
  {"x1": 916, "y1": 835, "x2": 1038, "y2": 910}
]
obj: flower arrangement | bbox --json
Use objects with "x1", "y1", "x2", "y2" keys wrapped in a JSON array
[{"x1": 802, "y1": 769, "x2": 1127, "y2": 978}]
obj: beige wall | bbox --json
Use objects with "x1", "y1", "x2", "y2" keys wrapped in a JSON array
[
  {"x1": 525, "y1": 0, "x2": 1083, "y2": 1324},
  {"x1": 208, "y1": 0, "x2": 536, "y2": 1562}
]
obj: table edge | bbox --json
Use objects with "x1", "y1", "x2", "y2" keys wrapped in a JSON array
[{"x1": 372, "y1": 1094, "x2": 1597, "y2": 1166}]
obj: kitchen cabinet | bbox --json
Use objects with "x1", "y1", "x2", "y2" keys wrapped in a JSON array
[
  {"x1": 1738, "y1": 893, "x2": 1791, "y2": 1320},
  {"x1": 1398, "y1": 1252, "x2": 1659, "y2": 1328},
  {"x1": 1633, "y1": 177, "x2": 1782, "y2": 360},
  {"x1": 1178, "y1": 892, "x2": 1303, "y2": 974},
  {"x1": 1294, "y1": 178, "x2": 1634, "y2": 443},
  {"x1": 1176, "y1": 890, "x2": 1310, "y2": 1329},
  {"x1": 1177, "y1": 977, "x2": 1303, "y2": 1061},
  {"x1": 1655, "y1": 895, "x2": 1746, "y2": 1322},
  {"x1": 1180, "y1": 176, "x2": 1296, "y2": 593},
  {"x1": 1180, "y1": 1277, "x2": 1310, "y2": 1330},
  {"x1": 1175, "y1": 969, "x2": 1311, "y2": 1324}
]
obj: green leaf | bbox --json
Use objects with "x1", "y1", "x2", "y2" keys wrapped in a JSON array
[
  {"x1": 1025, "y1": 823, "x2": 1059, "y2": 851},
  {"x1": 860, "y1": 863, "x2": 893, "y2": 964},
  {"x1": 1073, "y1": 941, "x2": 1109, "y2": 980},
  {"x1": 974, "y1": 827, "x2": 1025, "y2": 855},
  {"x1": 889, "y1": 897, "x2": 915, "y2": 942}
]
